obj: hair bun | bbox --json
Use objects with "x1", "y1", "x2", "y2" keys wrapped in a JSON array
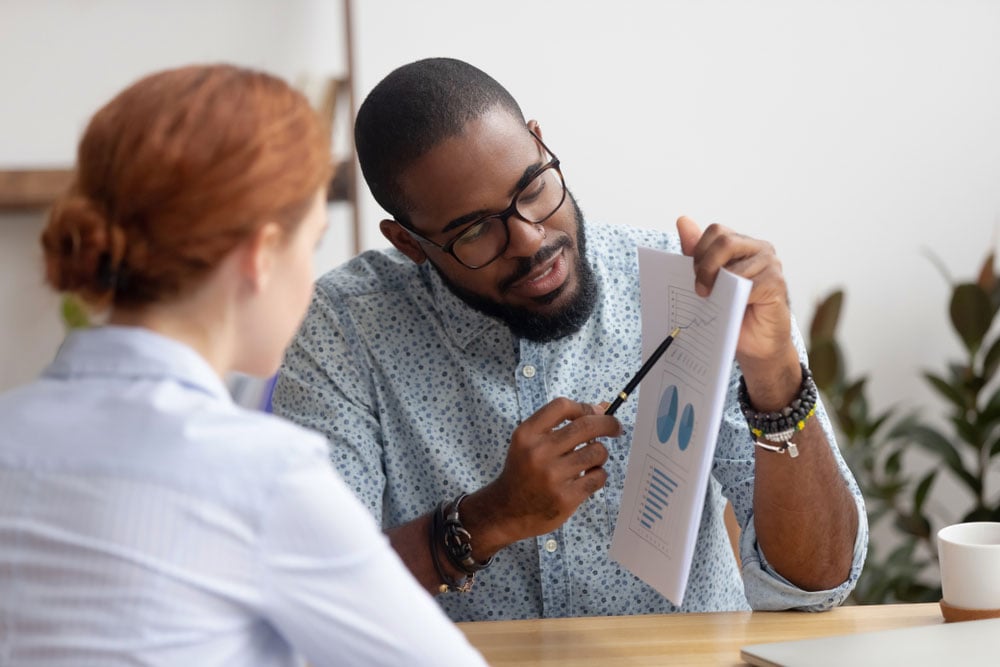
[{"x1": 41, "y1": 194, "x2": 126, "y2": 299}]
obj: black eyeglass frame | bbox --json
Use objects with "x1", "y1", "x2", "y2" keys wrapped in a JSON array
[{"x1": 400, "y1": 130, "x2": 566, "y2": 270}]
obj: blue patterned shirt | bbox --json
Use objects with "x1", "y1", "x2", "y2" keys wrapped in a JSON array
[{"x1": 273, "y1": 221, "x2": 867, "y2": 622}]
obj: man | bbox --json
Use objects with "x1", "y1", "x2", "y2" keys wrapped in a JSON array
[{"x1": 273, "y1": 57, "x2": 867, "y2": 623}]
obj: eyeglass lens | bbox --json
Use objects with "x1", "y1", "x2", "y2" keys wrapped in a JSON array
[{"x1": 451, "y1": 166, "x2": 565, "y2": 268}]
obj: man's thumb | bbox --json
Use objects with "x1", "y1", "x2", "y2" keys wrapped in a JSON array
[{"x1": 676, "y1": 215, "x2": 702, "y2": 256}]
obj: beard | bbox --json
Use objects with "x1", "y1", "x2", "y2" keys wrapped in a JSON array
[{"x1": 432, "y1": 192, "x2": 599, "y2": 342}]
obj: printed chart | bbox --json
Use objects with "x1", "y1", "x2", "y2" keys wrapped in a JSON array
[
  {"x1": 629, "y1": 453, "x2": 685, "y2": 558},
  {"x1": 610, "y1": 249, "x2": 750, "y2": 607},
  {"x1": 667, "y1": 285, "x2": 719, "y2": 388},
  {"x1": 654, "y1": 375, "x2": 700, "y2": 458}
]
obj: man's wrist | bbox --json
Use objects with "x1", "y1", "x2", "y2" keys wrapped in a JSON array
[
  {"x1": 460, "y1": 485, "x2": 516, "y2": 562},
  {"x1": 428, "y1": 503, "x2": 474, "y2": 593},
  {"x1": 738, "y1": 346, "x2": 803, "y2": 412},
  {"x1": 442, "y1": 493, "x2": 495, "y2": 574}
]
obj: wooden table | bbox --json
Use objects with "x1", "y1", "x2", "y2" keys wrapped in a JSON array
[{"x1": 458, "y1": 603, "x2": 942, "y2": 666}]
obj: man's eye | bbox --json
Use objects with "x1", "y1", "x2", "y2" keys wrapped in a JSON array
[
  {"x1": 518, "y1": 174, "x2": 547, "y2": 204},
  {"x1": 458, "y1": 220, "x2": 491, "y2": 243}
]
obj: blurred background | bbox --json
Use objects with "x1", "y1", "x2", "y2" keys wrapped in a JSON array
[{"x1": 2, "y1": 0, "x2": 999, "y2": 601}]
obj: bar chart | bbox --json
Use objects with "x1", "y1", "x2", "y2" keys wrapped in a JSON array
[{"x1": 629, "y1": 453, "x2": 686, "y2": 558}]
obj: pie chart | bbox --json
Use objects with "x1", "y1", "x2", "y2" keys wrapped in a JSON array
[
  {"x1": 656, "y1": 385, "x2": 679, "y2": 443},
  {"x1": 657, "y1": 384, "x2": 695, "y2": 451},
  {"x1": 678, "y1": 403, "x2": 695, "y2": 451}
]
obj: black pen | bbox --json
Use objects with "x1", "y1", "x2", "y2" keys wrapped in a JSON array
[{"x1": 604, "y1": 326, "x2": 682, "y2": 416}]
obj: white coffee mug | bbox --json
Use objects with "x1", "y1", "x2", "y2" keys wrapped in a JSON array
[{"x1": 938, "y1": 522, "x2": 1000, "y2": 610}]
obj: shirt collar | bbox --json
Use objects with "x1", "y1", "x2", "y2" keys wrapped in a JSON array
[
  {"x1": 44, "y1": 326, "x2": 233, "y2": 402},
  {"x1": 415, "y1": 221, "x2": 604, "y2": 351},
  {"x1": 420, "y1": 262, "x2": 507, "y2": 350}
]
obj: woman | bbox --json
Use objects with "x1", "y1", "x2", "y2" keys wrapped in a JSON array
[{"x1": 0, "y1": 65, "x2": 487, "y2": 666}]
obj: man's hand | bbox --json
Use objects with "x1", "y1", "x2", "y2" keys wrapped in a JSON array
[
  {"x1": 462, "y1": 397, "x2": 622, "y2": 557},
  {"x1": 676, "y1": 215, "x2": 859, "y2": 592},
  {"x1": 676, "y1": 215, "x2": 801, "y2": 410},
  {"x1": 386, "y1": 397, "x2": 621, "y2": 595}
]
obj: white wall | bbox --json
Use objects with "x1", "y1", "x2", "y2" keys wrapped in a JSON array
[
  {"x1": 0, "y1": 0, "x2": 354, "y2": 389},
  {"x1": 351, "y1": 1, "x2": 1000, "y2": 428},
  {"x1": 3, "y1": 0, "x2": 1000, "y2": 440}
]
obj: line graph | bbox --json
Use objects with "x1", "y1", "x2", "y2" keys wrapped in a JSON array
[{"x1": 666, "y1": 286, "x2": 719, "y2": 390}]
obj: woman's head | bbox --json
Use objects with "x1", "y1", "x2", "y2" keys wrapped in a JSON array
[{"x1": 42, "y1": 64, "x2": 331, "y2": 311}]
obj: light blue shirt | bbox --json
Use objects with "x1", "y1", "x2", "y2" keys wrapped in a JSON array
[
  {"x1": 0, "y1": 326, "x2": 486, "y2": 666},
  {"x1": 273, "y1": 220, "x2": 868, "y2": 622}
]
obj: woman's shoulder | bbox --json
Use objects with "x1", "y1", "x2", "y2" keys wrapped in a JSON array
[{"x1": 203, "y1": 406, "x2": 330, "y2": 472}]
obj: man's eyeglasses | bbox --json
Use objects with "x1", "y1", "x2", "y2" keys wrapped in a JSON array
[{"x1": 403, "y1": 131, "x2": 566, "y2": 270}]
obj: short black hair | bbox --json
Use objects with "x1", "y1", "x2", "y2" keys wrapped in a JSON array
[{"x1": 354, "y1": 57, "x2": 525, "y2": 225}]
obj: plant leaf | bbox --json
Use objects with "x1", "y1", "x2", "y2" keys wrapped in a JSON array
[
  {"x1": 949, "y1": 415, "x2": 981, "y2": 448},
  {"x1": 865, "y1": 412, "x2": 893, "y2": 439},
  {"x1": 894, "y1": 513, "x2": 931, "y2": 539},
  {"x1": 913, "y1": 471, "x2": 936, "y2": 512},
  {"x1": 60, "y1": 295, "x2": 91, "y2": 330},
  {"x1": 983, "y1": 336, "x2": 1000, "y2": 379},
  {"x1": 977, "y1": 251, "x2": 996, "y2": 295},
  {"x1": 809, "y1": 290, "x2": 843, "y2": 345},
  {"x1": 901, "y1": 423, "x2": 980, "y2": 493},
  {"x1": 841, "y1": 378, "x2": 867, "y2": 412},
  {"x1": 922, "y1": 247, "x2": 954, "y2": 285},
  {"x1": 990, "y1": 437, "x2": 1000, "y2": 458},
  {"x1": 923, "y1": 372, "x2": 968, "y2": 411},
  {"x1": 950, "y1": 283, "x2": 993, "y2": 355},
  {"x1": 884, "y1": 449, "x2": 903, "y2": 476},
  {"x1": 809, "y1": 339, "x2": 841, "y2": 390},
  {"x1": 963, "y1": 507, "x2": 994, "y2": 522}
]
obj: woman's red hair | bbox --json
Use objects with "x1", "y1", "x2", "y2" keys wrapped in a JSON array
[{"x1": 41, "y1": 64, "x2": 332, "y2": 308}]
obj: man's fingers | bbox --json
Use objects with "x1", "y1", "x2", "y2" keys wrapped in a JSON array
[
  {"x1": 572, "y1": 465, "x2": 609, "y2": 497},
  {"x1": 520, "y1": 397, "x2": 597, "y2": 432},
  {"x1": 518, "y1": 398, "x2": 621, "y2": 452},
  {"x1": 689, "y1": 225, "x2": 763, "y2": 296},
  {"x1": 567, "y1": 439, "x2": 609, "y2": 473},
  {"x1": 676, "y1": 215, "x2": 703, "y2": 257},
  {"x1": 552, "y1": 413, "x2": 621, "y2": 454}
]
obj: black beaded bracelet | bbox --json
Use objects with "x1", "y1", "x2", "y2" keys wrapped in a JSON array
[{"x1": 737, "y1": 362, "x2": 818, "y2": 458}]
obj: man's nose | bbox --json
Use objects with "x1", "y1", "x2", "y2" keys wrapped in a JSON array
[{"x1": 501, "y1": 215, "x2": 545, "y2": 259}]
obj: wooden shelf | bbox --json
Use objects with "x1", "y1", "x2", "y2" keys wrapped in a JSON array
[
  {"x1": 0, "y1": 169, "x2": 74, "y2": 210},
  {"x1": 1, "y1": 162, "x2": 353, "y2": 210},
  {"x1": 2, "y1": 1, "x2": 359, "y2": 252}
]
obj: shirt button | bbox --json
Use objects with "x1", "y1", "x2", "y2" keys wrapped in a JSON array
[
  {"x1": 522, "y1": 365, "x2": 537, "y2": 378},
  {"x1": 544, "y1": 538, "x2": 558, "y2": 553}
]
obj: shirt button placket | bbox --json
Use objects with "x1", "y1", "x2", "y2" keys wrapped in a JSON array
[
  {"x1": 515, "y1": 346, "x2": 547, "y2": 423},
  {"x1": 538, "y1": 531, "x2": 566, "y2": 617}
]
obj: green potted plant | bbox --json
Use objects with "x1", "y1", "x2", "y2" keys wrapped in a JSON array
[{"x1": 808, "y1": 250, "x2": 1000, "y2": 604}]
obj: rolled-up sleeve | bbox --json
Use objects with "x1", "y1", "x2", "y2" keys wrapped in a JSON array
[{"x1": 713, "y1": 320, "x2": 868, "y2": 611}]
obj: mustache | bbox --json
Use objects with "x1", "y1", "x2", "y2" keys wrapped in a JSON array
[{"x1": 499, "y1": 235, "x2": 573, "y2": 294}]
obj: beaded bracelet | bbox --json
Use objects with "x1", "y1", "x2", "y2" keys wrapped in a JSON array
[{"x1": 737, "y1": 362, "x2": 818, "y2": 458}]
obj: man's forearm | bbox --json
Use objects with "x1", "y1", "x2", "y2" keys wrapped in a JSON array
[
  {"x1": 387, "y1": 514, "x2": 463, "y2": 596},
  {"x1": 742, "y1": 351, "x2": 858, "y2": 592},
  {"x1": 752, "y1": 417, "x2": 859, "y2": 591}
]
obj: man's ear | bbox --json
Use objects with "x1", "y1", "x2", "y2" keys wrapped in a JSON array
[
  {"x1": 379, "y1": 219, "x2": 427, "y2": 264},
  {"x1": 527, "y1": 119, "x2": 542, "y2": 139}
]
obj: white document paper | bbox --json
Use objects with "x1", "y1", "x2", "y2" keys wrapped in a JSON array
[{"x1": 609, "y1": 247, "x2": 751, "y2": 607}]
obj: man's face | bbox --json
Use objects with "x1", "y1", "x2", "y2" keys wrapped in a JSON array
[{"x1": 389, "y1": 110, "x2": 597, "y2": 341}]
